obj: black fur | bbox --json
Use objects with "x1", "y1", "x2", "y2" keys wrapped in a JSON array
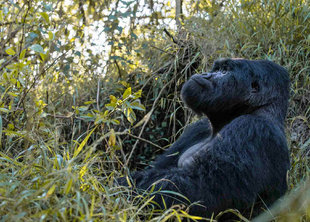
[{"x1": 119, "y1": 59, "x2": 290, "y2": 218}]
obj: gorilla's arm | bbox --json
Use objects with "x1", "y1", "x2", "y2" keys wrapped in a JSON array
[
  {"x1": 152, "y1": 117, "x2": 212, "y2": 169},
  {"x1": 117, "y1": 118, "x2": 211, "y2": 186},
  {"x1": 134, "y1": 116, "x2": 289, "y2": 216}
]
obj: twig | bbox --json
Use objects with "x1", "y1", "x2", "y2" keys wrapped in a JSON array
[
  {"x1": 163, "y1": 28, "x2": 179, "y2": 44},
  {"x1": 19, "y1": 1, "x2": 31, "y2": 55},
  {"x1": 114, "y1": 60, "x2": 122, "y2": 79},
  {"x1": 45, "y1": 114, "x2": 85, "y2": 121},
  {"x1": 127, "y1": 133, "x2": 163, "y2": 150},
  {"x1": 96, "y1": 78, "x2": 100, "y2": 111},
  {"x1": 150, "y1": 45, "x2": 174, "y2": 56}
]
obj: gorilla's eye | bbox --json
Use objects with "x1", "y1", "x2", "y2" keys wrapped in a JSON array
[
  {"x1": 251, "y1": 81, "x2": 260, "y2": 93},
  {"x1": 220, "y1": 64, "x2": 233, "y2": 73},
  {"x1": 223, "y1": 65, "x2": 231, "y2": 71}
]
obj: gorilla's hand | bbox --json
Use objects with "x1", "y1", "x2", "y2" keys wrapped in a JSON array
[
  {"x1": 177, "y1": 142, "x2": 205, "y2": 168},
  {"x1": 178, "y1": 154, "x2": 196, "y2": 168}
]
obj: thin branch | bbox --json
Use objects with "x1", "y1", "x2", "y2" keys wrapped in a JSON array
[
  {"x1": 163, "y1": 28, "x2": 179, "y2": 44},
  {"x1": 114, "y1": 59, "x2": 122, "y2": 79},
  {"x1": 127, "y1": 133, "x2": 163, "y2": 150},
  {"x1": 96, "y1": 78, "x2": 100, "y2": 111},
  {"x1": 150, "y1": 45, "x2": 174, "y2": 56}
]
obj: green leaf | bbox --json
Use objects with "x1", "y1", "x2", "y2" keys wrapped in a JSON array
[
  {"x1": 8, "y1": 92, "x2": 18, "y2": 97},
  {"x1": 0, "y1": 108, "x2": 9, "y2": 113},
  {"x1": 64, "y1": 178, "x2": 73, "y2": 194},
  {"x1": 19, "y1": 49, "x2": 26, "y2": 60},
  {"x1": 40, "y1": 12, "x2": 50, "y2": 23},
  {"x1": 124, "y1": 107, "x2": 136, "y2": 124},
  {"x1": 43, "y1": 2, "x2": 53, "y2": 11},
  {"x1": 5, "y1": 48, "x2": 16, "y2": 56},
  {"x1": 0, "y1": 10, "x2": 3, "y2": 22},
  {"x1": 116, "y1": 26, "x2": 123, "y2": 33},
  {"x1": 77, "y1": 106, "x2": 89, "y2": 112},
  {"x1": 111, "y1": 119, "x2": 120, "y2": 125},
  {"x1": 73, "y1": 127, "x2": 96, "y2": 158},
  {"x1": 105, "y1": 103, "x2": 115, "y2": 110},
  {"x1": 123, "y1": 87, "x2": 131, "y2": 99},
  {"x1": 40, "y1": 53, "x2": 47, "y2": 61},
  {"x1": 95, "y1": 114, "x2": 106, "y2": 125},
  {"x1": 46, "y1": 184, "x2": 56, "y2": 198},
  {"x1": 48, "y1": 31, "x2": 54, "y2": 40},
  {"x1": 110, "y1": 95, "x2": 117, "y2": 103},
  {"x1": 133, "y1": 89, "x2": 142, "y2": 99},
  {"x1": 84, "y1": 100, "x2": 96, "y2": 105},
  {"x1": 131, "y1": 32, "x2": 138, "y2": 39},
  {"x1": 30, "y1": 44, "x2": 44, "y2": 53},
  {"x1": 130, "y1": 100, "x2": 145, "y2": 111},
  {"x1": 75, "y1": 51, "x2": 81, "y2": 57}
]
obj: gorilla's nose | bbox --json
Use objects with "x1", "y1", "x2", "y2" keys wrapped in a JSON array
[
  {"x1": 190, "y1": 74, "x2": 213, "y2": 89},
  {"x1": 201, "y1": 72, "x2": 212, "y2": 79}
]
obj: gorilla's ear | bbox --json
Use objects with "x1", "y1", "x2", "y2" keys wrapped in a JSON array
[{"x1": 251, "y1": 81, "x2": 260, "y2": 93}]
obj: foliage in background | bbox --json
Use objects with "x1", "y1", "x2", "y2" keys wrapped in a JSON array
[{"x1": 0, "y1": 0, "x2": 309, "y2": 221}]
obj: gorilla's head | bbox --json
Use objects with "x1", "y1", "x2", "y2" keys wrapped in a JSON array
[{"x1": 181, "y1": 59, "x2": 289, "y2": 130}]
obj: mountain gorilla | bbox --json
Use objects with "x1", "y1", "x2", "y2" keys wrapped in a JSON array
[{"x1": 119, "y1": 58, "x2": 290, "y2": 218}]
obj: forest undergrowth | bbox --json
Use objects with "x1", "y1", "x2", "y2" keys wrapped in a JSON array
[{"x1": 0, "y1": 0, "x2": 309, "y2": 221}]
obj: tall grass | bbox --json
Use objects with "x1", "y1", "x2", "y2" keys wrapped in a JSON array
[{"x1": 0, "y1": 0, "x2": 310, "y2": 221}]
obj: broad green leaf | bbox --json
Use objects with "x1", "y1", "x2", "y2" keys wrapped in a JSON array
[
  {"x1": 19, "y1": 49, "x2": 26, "y2": 60},
  {"x1": 40, "y1": 52, "x2": 47, "y2": 61},
  {"x1": 30, "y1": 44, "x2": 44, "y2": 53},
  {"x1": 133, "y1": 89, "x2": 142, "y2": 99},
  {"x1": 130, "y1": 101, "x2": 145, "y2": 111},
  {"x1": 43, "y1": 2, "x2": 53, "y2": 11},
  {"x1": 40, "y1": 12, "x2": 50, "y2": 23},
  {"x1": 77, "y1": 106, "x2": 88, "y2": 112},
  {"x1": 5, "y1": 48, "x2": 16, "y2": 56},
  {"x1": 111, "y1": 119, "x2": 120, "y2": 125},
  {"x1": 105, "y1": 103, "x2": 115, "y2": 110},
  {"x1": 124, "y1": 107, "x2": 136, "y2": 124},
  {"x1": 108, "y1": 129, "x2": 116, "y2": 146},
  {"x1": 48, "y1": 31, "x2": 54, "y2": 40},
  {"x1": 0, "y1": 108, "x2": 10, "y2": 113},
  {"x1": 123, "y1": 87, "x2": 131, "y2": 99},
  {"x1": 110, "y1": 95, "x2": 117, "y2": 103},
  {"x1": 95, "y1": 114, "x2": 106, "y2": 125}
]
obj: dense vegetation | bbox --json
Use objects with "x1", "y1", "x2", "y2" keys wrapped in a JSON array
[{"x1": 0, "y1": 0, "x2": 309, "y2": 221}]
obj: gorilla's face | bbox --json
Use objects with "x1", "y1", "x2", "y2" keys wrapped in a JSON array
[{"x1": 181, "y1": 58, "x2": 289, "y2": 125}]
